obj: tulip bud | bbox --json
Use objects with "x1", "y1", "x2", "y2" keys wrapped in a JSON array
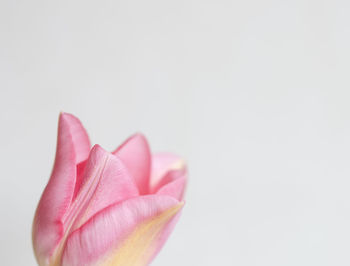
[{"x1": 32, "y1": 113, "x2": 187, "y2": 266}]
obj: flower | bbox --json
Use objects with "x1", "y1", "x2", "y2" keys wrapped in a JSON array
[{"x1": 32, "y1": 113, "x2": 187, "y2": 266}]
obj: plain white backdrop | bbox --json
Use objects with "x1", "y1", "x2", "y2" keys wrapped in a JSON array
[{"x1": 1, "y1": 0, "x2": 350, "y2": 265}]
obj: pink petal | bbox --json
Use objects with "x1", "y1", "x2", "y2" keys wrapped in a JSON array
[
  {"x1": 63, "y1": 144, "x2": 139, "y2": 234},
  {"x1": 60, "y1": 113, "x2": 91, "y2": 163},
  {"x1": 113, "y1": 134, "x2": 151, "y2": 195},
  {"x1": 33, "y1": 113, "x2": 90, "y2": 265},
  {"x1": 156, "y1": 170, "x2": 187, "y2": 201},
  {"x1": 72, "y1": 160, "x2": 87, "y2": 201},
  {"x1": 150, "y1": 153, "x2": 186, "y2": 193},
  {"x1": 62, "y1": 195, "x2": 184, "y2": 266}
]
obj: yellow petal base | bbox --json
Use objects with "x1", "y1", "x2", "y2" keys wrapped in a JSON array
[{"x1": 101, "y1": 203, "x2": 184, "y2": 266}]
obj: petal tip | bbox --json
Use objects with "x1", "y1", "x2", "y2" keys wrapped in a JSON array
[
  {"x1": 91, "y1": 143, "x2": 103, "y2": 151},
  {"x1": 122, "y1": 132, "x2": 149, "y2": 148},
  {"x1": 59, "y1": 112, "x2": 74, "y2": 120}
]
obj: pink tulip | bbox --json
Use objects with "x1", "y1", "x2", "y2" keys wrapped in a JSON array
[{"x1": 32, "y1": 113, "x2": 187, "y2": 266}]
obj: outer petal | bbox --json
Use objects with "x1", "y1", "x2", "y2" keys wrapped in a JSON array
[
  {"x1": 33, "y1": 113, "x2": 90, "y2": 265},
  {"x1": 62, "y1": 195, "x2": 184, "y2": 266},
  {"x1": 113, "y1": 134, "x2": 151, "y2": 195},
  {"x1": 61, "y1": 113, "x2": 91, "y2": 163}
]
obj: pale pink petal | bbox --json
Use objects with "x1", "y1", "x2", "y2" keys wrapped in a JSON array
[
  {"x1": 62, "y1": 195, "x2": 184, "y2": 266},
  {"x1": 113, "y1": 134, "x2": 151, "y2": 195},
  {"x1": 63, "y1": 145, "x2": 139, "y2": 234},
  {"x1": 156, "y1": 170, "x2": 187, "y2": 201},
  {"x1": 33, "y1": 113, "x2": 91, "y2": 265},
  {"x1": 150, "y1": 153, "x2": 186, "y2": 193}
]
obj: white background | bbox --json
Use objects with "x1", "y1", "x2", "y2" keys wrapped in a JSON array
[{"x1": 1, "y1": 0, "x2": 350, "y2": 265}]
